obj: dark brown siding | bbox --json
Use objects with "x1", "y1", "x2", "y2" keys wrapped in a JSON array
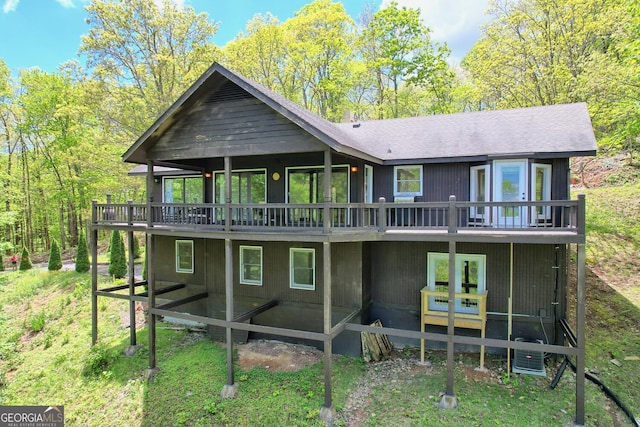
[
  {"x1": 148, "y1": 97, "x2": 325, "y2": 161},
  {"x1": 369, "y1": 242, "x2": 566, "y2": 317},
  {"x1": 424, "y1": 163, "x2": 470, "y2": 202},
  {"x1": 189, "y1": 240, "x2": 362, "y2": 307}
]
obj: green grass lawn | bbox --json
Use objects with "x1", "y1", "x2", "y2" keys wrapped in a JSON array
[{"x1": 1, "y1": 267, "x2": 639, "y2": 426}]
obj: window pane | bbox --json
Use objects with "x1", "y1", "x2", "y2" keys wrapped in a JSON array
[
  {"x1": 243, "y1": 265, "x2": 261, "y2": 281},
  {"x1": 291, "y1": 249, "x2": 315, "y2": 289},
  {"x1": 184, "y1": 177, "x2": 203, "y2": 203},
  {"x1": 240, "y1": 246, "x2": 262, "y2": 285},
  {"x1": 395, "y1": 166, "x2": 421, "y2": 195},
  {"x1": 176, "y1": 241, "x2": 193, "y2": 273}
]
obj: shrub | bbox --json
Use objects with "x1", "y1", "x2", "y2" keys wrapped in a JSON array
[
  {"x1": 75, "y1": 233, "x2": 90, "y2": 273},
  {"x1": 28, "y1": 311, "x2": 46, "y2": 333},
  {"x1": 82, "y1": 344, "x2": 118, "y2": 377},
  {"x1": 108, "y1": 231, "x2": 127, "y2": 279},
  {"x1": 0, "y1": 257, "x2": 4, "y2": 271},
  {"x1": 48, "y1": 239, "x2": 62, "y2": 271},
  {"x1": 19, "y1": 247, "x2": 32, "y2": 271},
  {"x1": 132, "y1": 234, "x2": 141, "y2": 259}
]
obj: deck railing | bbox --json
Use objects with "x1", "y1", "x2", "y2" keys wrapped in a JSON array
[{"x1": 92, "y1": 195, "x2": 584, "y2": 234}]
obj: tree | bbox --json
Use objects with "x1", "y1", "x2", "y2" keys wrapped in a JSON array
[
  {"x1": 360, "y1": 1, "x2": 453, "y2": 118},
  {"x1": 48, "y1": 239, "x2": 62, "y2": 271},
  {"x1": 75, "y1": 232, "x2": 90, "y2": 273},
  {"x1": 80, "y1": 0, "x2": 220, "y2": 135},
  {"x1": 108, "y1": 230, "x2": 126, "y2": 279},
  {"x1": 19, "y1": 246, "x2": 32, "y2": 271}
]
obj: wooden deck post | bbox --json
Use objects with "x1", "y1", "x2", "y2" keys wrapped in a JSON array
[
  {"x1": 319, "y1": 241, "x2": 336, "y2": 423},
  {"x1": 221, "y1": 238, "x2": 237, "y2": 398},
  {"x1": 575, "y1": 242, "x2": 586, "y2": 425},
  {"x1": 224, "y1": 157, "x2": 232, "y2": 232},
  {"x1": 90, "y1": 213, "x2": 98, "y2": 346},
  {"x1": 147, "y1": 233, "x2": 156, "y2": 371},
  {"x1": 378, "y1": 197, "x2": 387, "y2": 231},
  {"x1": 127, "y1": 202, "x2": 136, "y2": 347},
  {"x1": 441, "y1": 198, "x2": 458, "y2": 409},
  {"x1": 323, "y1": 150, "x2": 332, "y2": 233}
]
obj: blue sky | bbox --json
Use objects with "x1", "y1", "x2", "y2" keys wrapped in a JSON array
[{"x1": 0, "y1": 0, "x2": 490, "y2": 74}]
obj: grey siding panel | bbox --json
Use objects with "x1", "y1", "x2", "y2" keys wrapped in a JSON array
[
  {"x1": 552, "y1": 158, "x2": 569, "y2": 200},
  {"x1": 149, "y1": 98, "x2": 325, "y2": 161},
  {"x1": 424, "y1": 163, "x2": 470, "y2": 201},
  {"x1": 369, "y1": 242, "x2": 566, "y2": 317},
  {"x1": 199, "y1": 241, "x2": 362, "y2": 308}
]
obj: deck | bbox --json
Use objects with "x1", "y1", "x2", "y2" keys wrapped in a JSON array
[{"x1": 91, "y1": 196, "x2": 585, "y2": 243}]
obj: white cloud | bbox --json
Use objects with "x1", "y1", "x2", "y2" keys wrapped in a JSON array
[
  {"x1": 380, "y1": 0, "x2": 491, "y2": 61},
  {"x1": 3, "y1": 0, "x2": 19, "y2": 13},
  {"x1": 56, "y1": 0, "x2": 75, "y2": 8}
]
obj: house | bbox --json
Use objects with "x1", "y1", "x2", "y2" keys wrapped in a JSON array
[{"x1": 90, "y1": 62, "x2": 595, "y2": 424}]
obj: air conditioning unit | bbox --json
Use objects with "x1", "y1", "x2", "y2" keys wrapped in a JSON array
[{"x1": 512, "y1": 338, "x2": 546, "y2": 377}]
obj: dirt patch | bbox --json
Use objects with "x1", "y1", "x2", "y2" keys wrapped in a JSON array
[{"x1": 236, "y1": 340, "x2": 323, "y2": 372}]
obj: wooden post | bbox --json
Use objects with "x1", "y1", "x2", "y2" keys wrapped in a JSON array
[
  {"x1": 319, "y1": 241, "x2": 336, "y2": 423},
  {"x1": 127, "y1": 201, "x2": 136, "y2": 346},
  {"x1": 575, "y1": 242, "x2": 586, "y2": 425},
  {"x1": 146, "y1": 160, "x2": 154, "y2": 228},
  {"x1": 323, "y1": 150, "x2": 332, "y2": 233},
  {"x1": 444, "y1": 240, "x2": 457, "y2": 400},
  {"x1": 224, "y1": 157, "x2": 232, "y2": 232},
  {"x1": 221, "y1": 238, "x2": 237, "y2": 398},
  {"x1": 441, "y1": 195, "x2": 458, "y2": 407},
  {"x1": 90, "y1": 218, "x2": 98, "y2": 346},
  {"x1": 147, "y1": 233, "x2": 156, "y2": 370}
]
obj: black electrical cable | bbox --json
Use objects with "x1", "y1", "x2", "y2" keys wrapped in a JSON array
[{"x1": 558, "y1": 356, "x2": 640, "y2": 427}]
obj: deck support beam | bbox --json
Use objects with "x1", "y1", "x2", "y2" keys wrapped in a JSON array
[
  {"x1": 147, "y1": 233, "x2": 156, "y2": 371},
  {"x1": 319, "y1": 241, "x2": 336, "y2": 424},
  {"x1": 127, "y1": 205, "x2": 136, "y2": 347},
  {"x1": 221, "y1": 238, "x2": 237, "y2": 398},
  {"x1": 441, "y1": 196, "x2": 458, "y2": 408},
  {"x1": 90, "y1": 222, "x2": 98, "y2": 346},
  {"x1": 575, "y1": 242, "x2": 586, "y2": 426}
]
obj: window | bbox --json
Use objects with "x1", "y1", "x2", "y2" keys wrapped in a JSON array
[
  {"x1": 240, "y1": 246, "x2": 263, "y2": 286},
  {"x1": 290, "y1": 248, "x2": 315, "y2": 290},
  {"x1": 393, "y1": 165, "x2": 422, "y2": 197},
  {"x1": 213, "y1": 169, "x2": 266, "y2": 204},
  {"x1": 163, "y1": 176, "x2": 203, "y2": 203},
  {"x1": 175, "y1": 240, "x2": 194, "y2": 273},
  {"x1": 470, "y1": 165, "x2": 490, "y2": 222},
  {"x1": 426, "y1": 253, "x2": 486, "y2": 314},
  {"x1": 287, "y1": 166, "x2": 349, "y2": 204},
  {"x1": 531, "y1": 163, "x2": 552, "y2": 221}
]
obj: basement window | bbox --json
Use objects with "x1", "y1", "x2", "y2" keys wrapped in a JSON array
[
  {"x1": 240, "y1": 245, "x2": 263, "y2": 286},
  {"x1": 290, "y1": 248, "x2": 315, "y2": 290},
  {"x1": 175, "y1": 240, "x2": 194, "y2": 273}
]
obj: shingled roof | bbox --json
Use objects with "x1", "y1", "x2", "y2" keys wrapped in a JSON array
[
  {"x1": 123, "y1": 62, "x2": 596, "y2": 165},
  {"x1": 334, "y1": 103, "x2": 597, "y2": 163}
]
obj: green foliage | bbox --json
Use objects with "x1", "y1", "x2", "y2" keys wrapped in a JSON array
[
  {"x1": 75, "y1": 233, "x2": 90, "y2": 273},
  {"x1": 0, "y1": 257, "x2": 4, "y2": 272},
  {"x1": 82, "y1": 344, "x2": 118, "y2": 378},
  {"x1": 47, "y1": 239, "x2": 62, "y2": 271},
  {"x1": 132, "y1": 234, "x2": 141, "y2": 259},
  {"x1": 142, "y1": 255, "x2": 147, "y2": 282},
  {"x1": 19, "y1": 247, "x2": 32, "y2": 271},
  {"x1": 27, "y1": 311, "x2": 46, "y2": 333},
  {"x1": 107, "y1": 231, "x2": 126, "y2": 279}
]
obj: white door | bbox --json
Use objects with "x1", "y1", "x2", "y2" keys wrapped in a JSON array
[{"x1": 494, "y1": 160, "x2": 527, "y2": 227}]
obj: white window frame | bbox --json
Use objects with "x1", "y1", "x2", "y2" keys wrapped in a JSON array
[
  {"x1": 364, "y1": 165, "x2": 374, "y2": 204},
  {"x1": 531, "y1": 163, "x2": 552, "y2": 222},
  {"x1": 285, "y1": 164, "x2": 351, "y2": 204},
  {"x1": 240, "y1": 245, "x2": 263, "y2": 286},
  {"x1": 470, "y1": 165, "x2": 490, "y2": 223},
  {"x1": 393, "y1": 165, "x2": 423, "y2": 198},
  {"x1": 427, "y1": 252, "x2": 486, "y2": 315},
  {"x1": 175, "y1": 240, "x2": 194, "y2": 273},
  {"x1": 290, "y1": 248, "x2": 315, "y2": 290},
  {"x1": 212, "y1": 168, "x2": 267, "y2": 204}
]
